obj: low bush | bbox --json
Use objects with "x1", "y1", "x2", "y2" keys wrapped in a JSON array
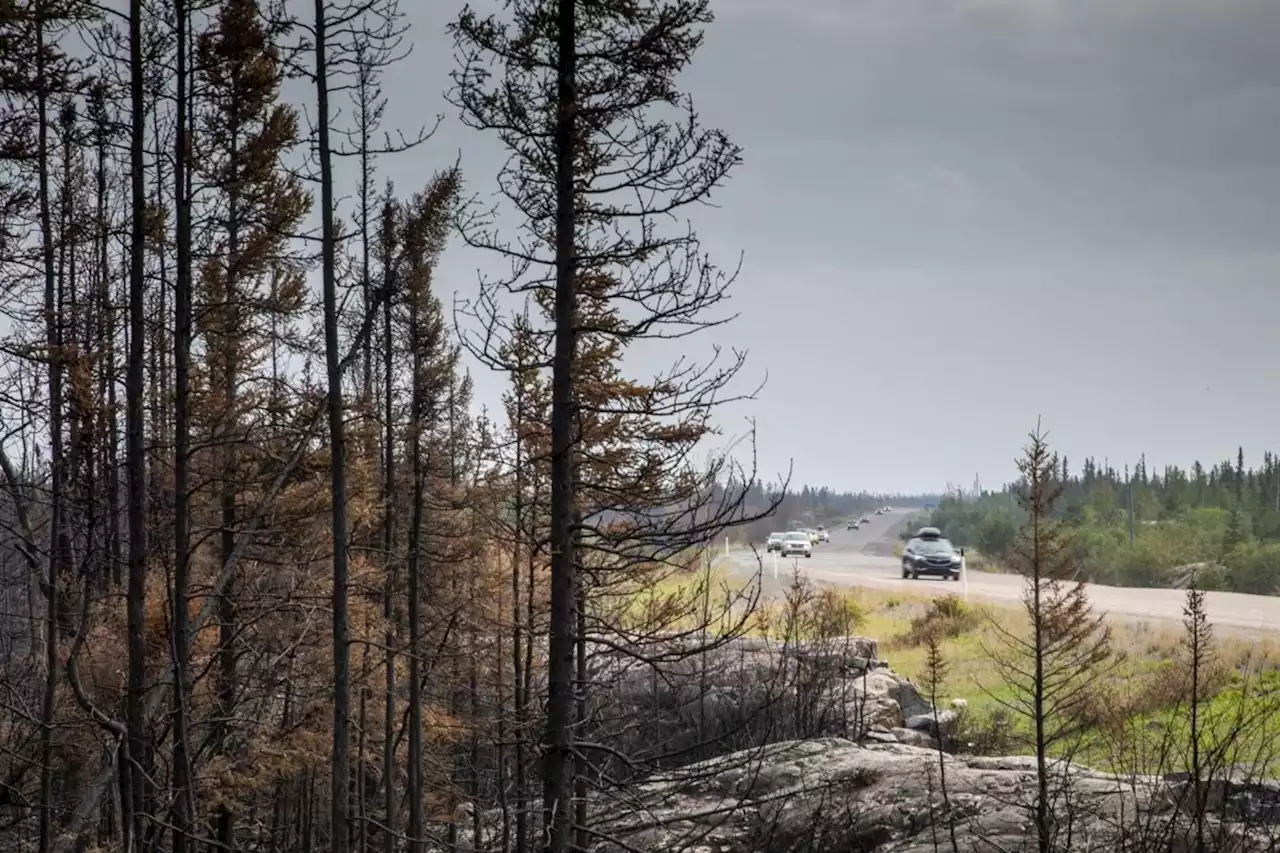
[
  {"x1": 807, "y1": 587, "x2": 865, "y2": 638},
  {"x1": 896, "y1": 594, "x2": 983, "y2": 648}
]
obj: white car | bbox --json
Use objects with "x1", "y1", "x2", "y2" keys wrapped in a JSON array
[
  {"x1": 765, "y1": 533, "x2": 784, "y2": 552},
  {"x1": 817, "y1": 529, "x2": 830, "y2": 543},
  {"x1": 780, "y1": 531, "x2": 812, "y2": 558}
]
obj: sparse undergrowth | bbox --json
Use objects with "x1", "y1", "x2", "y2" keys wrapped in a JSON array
[
  {"x1": 627, "y1": 565, "x2": 1280, "y2": 777},
  {"x1": 850, "y1": 585, "x2": 1280, "y2": 776}
]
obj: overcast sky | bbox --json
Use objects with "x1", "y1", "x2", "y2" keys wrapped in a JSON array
[{"x1": 362, "y1": 0, "x2": 1280, "y2": 494}]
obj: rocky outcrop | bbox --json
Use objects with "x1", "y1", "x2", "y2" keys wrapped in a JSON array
[
  {"x1": 585, "y1": 634, "x2": 964, "y2": 753},
  {"x1": 451, "y1": 632, "x2": 1280, "y2": 852},
  {"x1": 594, "y1": 738, "x2": 1280, "y2": 853}
]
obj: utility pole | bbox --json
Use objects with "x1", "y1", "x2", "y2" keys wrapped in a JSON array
[
  {"x1": 1128, "y1": 469, "x2": 1135, "y2": 546},
  {"x1": 1272, "y1": 453, "x2": 1279, "y2": 512}
]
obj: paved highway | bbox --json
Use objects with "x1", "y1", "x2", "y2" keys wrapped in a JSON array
[{"x1": 724, "y1": 509, "x2": 1280, "y2": 635}]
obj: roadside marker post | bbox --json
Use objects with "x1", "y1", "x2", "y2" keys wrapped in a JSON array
[
  {"x1": 772, "y1": 550, "x2": 778, "y2": 580},
  {"x1": 961, "y1": 553, "x2": 969, "y2": 602}
]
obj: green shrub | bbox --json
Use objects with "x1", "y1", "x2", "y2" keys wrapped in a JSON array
[
  {"x1": 976, "y1": 514, "x2": 1018, "y2": 561},
  {"x1": 1223, "y1": 541, "x2": 1280, "y2": 595}
]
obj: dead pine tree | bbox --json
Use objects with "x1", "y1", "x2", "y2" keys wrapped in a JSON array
[
  {"x1": 194, "y1": 4, "x2": 312, "y2": 846},
  {"x1": 447, "y1": 3, "x2": 581, "y2": 849},
  {"x1": 373, "y1": 186, "x2": 401, "y2": 853},
  {"x1": 170, "y1": 0, "x2": 195, "y2": 848},
  {"x1": 398, "y1": 173, "x2": 463, "y2": 853},
  {"x1": 312, "y1": 0, "x2": 352, "y2": 844},
  {"x1": 125, "y1": 0, "x2": 150, "y2": 845},
  {"x1": 983, "y1": 423, "x2": 1113, "y2": 853},
  {"x1": 449, "y1": 1, "x2": 777, "y2": 849}
]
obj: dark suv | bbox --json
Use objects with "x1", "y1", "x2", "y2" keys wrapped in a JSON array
[{"x1": 901, "y1": 527, "x2": 962, "y2": 581}]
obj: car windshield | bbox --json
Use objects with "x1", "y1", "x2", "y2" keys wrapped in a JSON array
[
  {"x1": 768, "y1": 533, "x2": 783, "y2": 539},
  {"x1": 785, "y1": 532, "x2": 809, "y2": 541},
  {"x1": 914, "y1": 538, "x2": 954, "y2": 555}
]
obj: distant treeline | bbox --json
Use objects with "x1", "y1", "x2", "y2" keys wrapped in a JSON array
[
  {"x1": 916, "y1": 449, "x2": 1280, "y2": 594},
  {"x1": 725, "y1": 480, "x2": 940, "y2": 545}
]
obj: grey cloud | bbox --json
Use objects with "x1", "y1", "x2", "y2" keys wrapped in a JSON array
[
  {"x1": 399, "y1": 0, "x2": 1280, "y2": 492},
  {"x1": 684, "y1": 0, "x2": 1280, "y2": 267}
]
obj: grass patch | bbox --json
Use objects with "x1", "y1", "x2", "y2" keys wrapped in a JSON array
[{"x1": 774, "y1": 582, "x2": 1280, "y2": 776}]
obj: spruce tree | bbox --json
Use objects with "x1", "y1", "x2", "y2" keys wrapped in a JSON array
[{"x1": 985, "y1": 424, "x2": 1114, "y2": 853}]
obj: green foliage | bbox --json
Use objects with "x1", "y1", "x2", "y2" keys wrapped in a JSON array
[
  {"x1": 917, "y1": 448, "x2": 1280, "y2": 594},
  {"x1": 1220, "y1": 541, "x2": 1280, "y2": 595}
]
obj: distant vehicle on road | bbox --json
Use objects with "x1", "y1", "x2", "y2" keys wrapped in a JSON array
[
  {"x1": 766, "y1": 533, "x2": 784, "y2": 552},
  {"x1": 781, "y1": 531, "x2": 812, "y2": 558},
  {"x1": 859, "y1": 516, "x2": 871, "y2": 525},
  {"x1": 817, "y1": 529, "x2": 830, "y2": 543},
  {"x1": 874, "y1": 509, "x2": 883, "y2": 515},
  {"x1": 902, "y1": 527, "x2": 962, "y2": 581}
]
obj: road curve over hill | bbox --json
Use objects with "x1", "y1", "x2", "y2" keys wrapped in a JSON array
[{"x1": 726, "y1": 509, "x2": 1280, "y2": 636}]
